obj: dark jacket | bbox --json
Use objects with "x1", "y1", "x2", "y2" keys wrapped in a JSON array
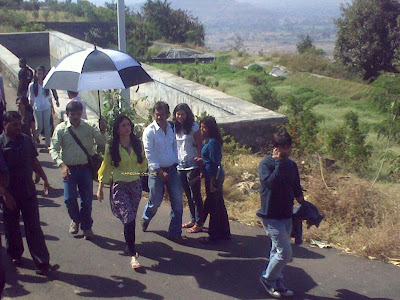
[
  {"x1": 291, "y1": 200, "x2": 323, "y2": 245},
  {"x1": 257, "y1": 156, "x2": 303, "y2": 219}
]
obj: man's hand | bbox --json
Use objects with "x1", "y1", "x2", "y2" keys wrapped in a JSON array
[
  {"x1": 194, "y1": 157, "x2": 202, "y2": 163},
  {"x1": 99, "y1": 119, "x2": 106, "y2": 133},
  {"x1": 43, "y1": 180, "x2": 51, "y2": 196},
  {"x1": 272, "y1": 148, "x2": 281, "y2": 160},
  {"x1": 161, "y1": 171, "x2": 170, "y2": 182},
  {"x1": 96, "y1": 187, "x2": 103, "y2": 202},
  {"x1": 60, "y1": 163, "x2": 71, "y2": 181},
  {"x1": 3, "y1": 191, "x2": 16, "y2": 210}
]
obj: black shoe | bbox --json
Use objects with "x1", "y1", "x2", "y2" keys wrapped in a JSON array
[
  {"x1": 141, "y1": 219, "x2": 149, "y2": 232},
  {"x1": 168, "y1": 235, "x2": 185, "y2": 245},
  {"x1": 260, "y1": 276, "x2": 281, "y2": 299},
  {"x1": 35, "y1": 263, "x2": 50, "y2": 276}
]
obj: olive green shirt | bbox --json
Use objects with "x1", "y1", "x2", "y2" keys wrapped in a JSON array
[{"x1": 49, "y1": 120, "x2": 106, "y2": 166}]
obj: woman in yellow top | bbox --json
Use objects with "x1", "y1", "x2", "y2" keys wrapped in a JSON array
[{"x1": 97, "y1": 115, "x2": 147, "y2": 269}]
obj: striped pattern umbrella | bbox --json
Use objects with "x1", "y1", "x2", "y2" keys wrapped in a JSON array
[{"x1": 43, "y1": 47, "x2": 153, "y2": 92}]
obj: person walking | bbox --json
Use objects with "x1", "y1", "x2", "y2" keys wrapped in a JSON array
[
  {"x1": 49, "y1": 101, "x2": 106, "y2": 240},
  {"x1": 196, "y1": 116, "x2": 230, "y2": 244},
  {"x1": 67, "y1": 91, "x2": 87, "y2": 120},
  {"x1": 141, "y1": 101, "x2": 183, "y2": 243},
  {"x1": 16, "y1": 96, "x2": 35, "y2": 138},
  {"x1": 0, "y1": 111, "x2": 52, "y2": 275},
  {"x1": 28, "y1": 65, "x2": 56, "y2": 148},
  {"x1": 173, "y1": 103, "x2": 204, "y2": 233},
  {"x1": 0, "y1": 146, "x2": 15, "y2": 293},
  {"x1": 97, "y1": 115, "x2": 147, "y2": 269},
  {"x1": 17, "y1": 58, "x2": 33, "y2": 98},
  {"x1": 0, "y1": 74, "x2": 6, "y2": 134},
  {"x1": 258, "y1": 129, "x2": 304, "y2": 298}
]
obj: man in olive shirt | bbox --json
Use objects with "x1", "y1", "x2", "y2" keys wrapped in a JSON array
[{"x1": 49, "y1": 101, "x2": 106, "y2": 240}]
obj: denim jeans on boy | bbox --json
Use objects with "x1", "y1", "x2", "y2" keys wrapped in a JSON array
[
  {"x1": 33, "y1": 108, "x2": 51, "y2": 147},
  {"x1": 261, "y1": 218, "x2": 292, "y2": 285},
  {"x1": 178, "y1": 168, "x2": 203, "y2": 226},
  {"x1": 63, "y1": 166, "x2": 93, "y2": 230},
  {"x1": 142, "y1": 168, "x2": 183, "y2": 237}
]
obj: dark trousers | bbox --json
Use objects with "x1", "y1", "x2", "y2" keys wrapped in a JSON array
[
  {"x1": 0, "y1": 238, "x2": 5, "y2": 296},
  {"x1": 178, "y1": 168, "x2": 203, "y2": 226},
  {"x1": 204, "y1": 175, "x2": 231, "y2": 240},
  {"x1": 124, "y1": 220, "x2": 136, "y2": 255},
  {"x1": 2, "y1": 194, "x2": 50, "y2": 267}
]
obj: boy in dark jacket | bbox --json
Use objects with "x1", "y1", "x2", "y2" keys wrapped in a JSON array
[{"x1": 258, "y1": 129, "x2": 304, "y2": 299}]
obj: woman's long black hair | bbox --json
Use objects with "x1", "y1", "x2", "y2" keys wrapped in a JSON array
[
  {"x1": 33, "y1": 65, "x2": 50, "y2": 97},
  {"x1": 110, "y1": 115, "x2": 143, "y2": 167},
  {"x1": 172, "y1": 103, "x2": 195, "y2": 134},
  {"x1": 200, "y1": 116, "x2": 223, "y2": 145}
]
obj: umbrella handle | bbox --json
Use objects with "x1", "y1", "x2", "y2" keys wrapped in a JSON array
[{"x1": 97, "y1": 90, "x2": 101, "y2": 121}]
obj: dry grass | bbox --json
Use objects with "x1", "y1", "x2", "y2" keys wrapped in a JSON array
[
  {"x1": 302, "y1": 165, "x2": 400, "y2": 260},
  {"x1": 222, "y1": 154, "x2": 400, "y2": 261}
]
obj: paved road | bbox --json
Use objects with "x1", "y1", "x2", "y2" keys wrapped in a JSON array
[{"x1": 1, "y1": 75, "x2": 399, "y2": 300}]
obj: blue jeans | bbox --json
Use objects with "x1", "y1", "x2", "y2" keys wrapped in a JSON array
[
  {"x1": 33, "y1": 108, "x2": 51, "y2": 147},
  {"x1": 142, "y1": 168, "x2": 183, "y2": 237},
  {"x1": 178, "y1": 168, "x2": 203, "y2": 226},
  {"x1": 63, "y1": 166, "x2": 93, "y2": 230},
  {"x1": 261, "y1": 218, "x2": 292, "y2": 285}
]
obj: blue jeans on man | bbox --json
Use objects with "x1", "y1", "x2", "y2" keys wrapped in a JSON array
[
  {"x1": 63, "y1": 166, "x2": 93, "y2": 230},
  {"x1": 261, "y1": 218, "x2": 292, "y2": 287},
  {"x1": 142, "y1": 168, "x2": 183, "y2": 237}
]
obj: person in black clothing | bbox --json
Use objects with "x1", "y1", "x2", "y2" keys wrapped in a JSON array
[
  {"x1": 0, "y1": 148, "x2": 16, "y2": 295},
  {"x1": 0, "y1": 111, "x2": 52, "y2": 275},
  {"x1": 17, "y1": 58, "x2": 33, "y2": 98},
  {"x1": 258, "y1": 129, "x2": 304, "y2": 299}
]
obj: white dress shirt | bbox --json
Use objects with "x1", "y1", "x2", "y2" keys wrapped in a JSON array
[
  {"x1": 28, "y1": 82, "x2": 51, "y2": 111},
  {"x1": 143, "y1": 121, "x2": 178, "y2": 172}
]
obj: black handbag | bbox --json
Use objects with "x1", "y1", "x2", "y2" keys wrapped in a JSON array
[{"x1": 68, "y1": 127, "x2": 102, "y2": 181}]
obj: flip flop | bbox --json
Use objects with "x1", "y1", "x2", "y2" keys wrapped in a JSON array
[
  {"x1": 187, "y1": 225, "x2": 203, "y2": 233},
  {"x1": 182, "y1": 222, "x2": 195, "y2": 228},
  {"x1": 130, "y1": 253, "x2": 140, "y2": 269}
]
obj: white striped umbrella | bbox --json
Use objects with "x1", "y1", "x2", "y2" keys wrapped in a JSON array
[{"x1": 43, "y1": 47, "x2": 152, "y2": 114}]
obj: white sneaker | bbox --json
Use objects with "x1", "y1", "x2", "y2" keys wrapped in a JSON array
[
  {"x1": 83, "y1": 229, "x2": 94, "y2": 240},
  {"x1": 69, "y1": 221, "x2": 79, "y2": 234},
  {"x1": 276, "y1": 280, "x2": 294, "y2": 297}
]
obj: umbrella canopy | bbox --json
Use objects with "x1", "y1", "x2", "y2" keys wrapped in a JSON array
[{"x1": 43, "y1": 48, "x2": 153, "y2": 92}]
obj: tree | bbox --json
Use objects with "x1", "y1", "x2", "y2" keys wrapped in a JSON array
[
  {"x1": 335, "y1": 0, "x2": 400, "y2": 80},
  {"x1": 297, "y1": 34, "x2": 313, "y2": 54}
]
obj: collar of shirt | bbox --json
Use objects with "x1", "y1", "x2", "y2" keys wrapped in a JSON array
[
  {"x1": 152, "y1": 120, "x2": 171, "y2": 132},
  {"x1": 1, "y1": 133, "x2": 24, "y2": 148},
  {"x1": 66, "y1": 119, "x2": 82, "y2": 128}
]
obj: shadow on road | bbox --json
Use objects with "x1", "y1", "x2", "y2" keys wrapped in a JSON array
[
  {"x1": 3, "y1": 257, "x2": 162, "y2": 299},
  {"x1": 138, "y1": 240, "x2": 318, "y2": 299}
]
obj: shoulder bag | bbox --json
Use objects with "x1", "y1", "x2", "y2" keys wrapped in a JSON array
[{"x1": 67, "y1": 127, "x2": 103, "y2": 181}]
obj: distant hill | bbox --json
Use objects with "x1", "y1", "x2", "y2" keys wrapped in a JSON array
[{"x1": 127, "y1": 0, "x2": 343, "y2": 55}]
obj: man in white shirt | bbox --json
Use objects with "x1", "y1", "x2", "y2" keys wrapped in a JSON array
[
  {"x1": 67, "y1": 91, "x2": 87, "y2": 120},
  {"x1": 141, "y1": 101, "x2": 183, "y2": 242}
]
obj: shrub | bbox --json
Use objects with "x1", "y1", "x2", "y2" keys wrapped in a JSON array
[
  {"x1": 205, "y1": 78, "x2": 213, "y2": 87},
  {"x1": 250, "y1": 84, "x2": 281, "y2": 110},
  {"x1": 248, "y1": 64, "x2": 264, "y2": 72},
  {"x1": 326, "y1": 111, "x2": 372, "y2": 173},
  {"x1": 215, "y1": 80, "x2": 219, "y2": 87},
  {"x1": 285, "y1": 95, "x2": 322, "y2": 155},
  {"x1": 22, "y1": 23, "x2": 45, "y2": 32},
  {"x1": 246, "y1": 74, "x2": 266, "y2": 86}
]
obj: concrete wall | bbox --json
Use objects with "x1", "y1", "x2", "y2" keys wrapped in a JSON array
[
  {"x1": 0, "y1": 31, "x2": 286, "y2": 150},
  {"x1": 0, "y1": 32, "x2": 49, "y2": 59},
  {"x1": 37, "y1": 22, "x2": 115, "y2": 44}
]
